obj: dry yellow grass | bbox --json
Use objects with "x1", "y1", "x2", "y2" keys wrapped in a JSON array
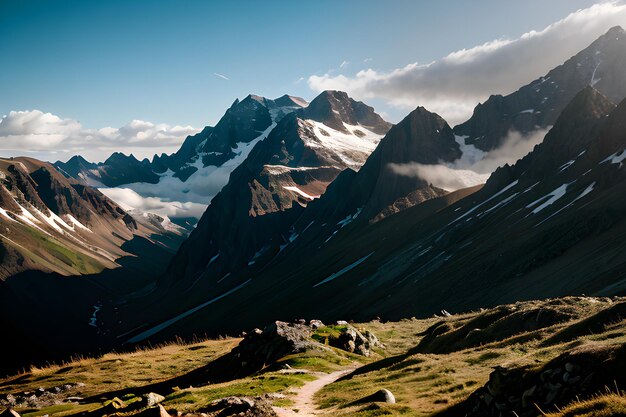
[
  {"x1": 0, "y1": 338, "x2": 239, "y2": 398},
  {"x1": 2, "y1": 297, "x2": 625, "y2": 417}
]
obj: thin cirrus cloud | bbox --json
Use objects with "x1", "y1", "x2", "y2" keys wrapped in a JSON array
[
  {"x1": 308, "y1": 2, "x2": 626, "y2": 125},
  {"x1": 213, "y1": 72, "x2": 230, "y2": 80},
  {"x1": 0, "y1": 110, "x2": 199, "y2": 163}
]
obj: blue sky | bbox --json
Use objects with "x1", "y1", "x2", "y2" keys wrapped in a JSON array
[
  {"x1": 1, "y1": 0, "x2": 625, "y2": 162},
  {"x1": 1, "y1": 0, "x2": 602, "y2": 128}
]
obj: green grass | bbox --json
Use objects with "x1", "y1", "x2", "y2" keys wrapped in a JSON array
[
  {"x1": 312, "y1": 325, "x2": 349, "y2": 344},
  {"x1": 18, "y1": 223, "x2": 105, "y2": 274},
  {"x1": 274, "y1": 347, "x2": 364, "y2": 373},
  {"x1": 163, "y1": 372, "x2": 316, "y2": 412}
]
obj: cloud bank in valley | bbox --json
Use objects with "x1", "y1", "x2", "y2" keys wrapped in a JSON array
[
  {"x1": 0, "y1": 110, "x2": 199, "y2": 163},
  {"x1": 388, "y1": 129, "x2": 549, "y2": 191},
  {"x1": 308, "y1": 3, "x2": 626, "y2": 124},
  {"x1": 98, "y1": 187, "x2": 208, "y2": 219}
]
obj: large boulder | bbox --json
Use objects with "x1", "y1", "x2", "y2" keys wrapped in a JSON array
[
  {"x1": 351, "y1": 389, "x2": 396, "y2": 405},
  {"x1": 200, "y1": 396, "x2": 277, "y2": 417},
  {"x1": 232, "y1": 321, "x2": 317, "y2": 374},
  {"x1": 144, "y1": 392, "x2": 165, "y2": 407},
  {"x1": 330, "y1": 325, "x2": 383, "y2": 357}
]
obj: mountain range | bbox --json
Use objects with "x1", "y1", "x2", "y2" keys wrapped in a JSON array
[{"x1": 2, "y1": 26, "x2": 626, "y2": 371}]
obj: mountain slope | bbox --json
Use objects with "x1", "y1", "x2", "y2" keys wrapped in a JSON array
[
  {"x1": 454, "y1": 25, "x2": 626, "y2": 151},
  {"x1": 0, "y1": 157, "x2": 180, "y2": 278},
  {"x1": 116, "y1": 86, "x2": 626, "y2": 343}
]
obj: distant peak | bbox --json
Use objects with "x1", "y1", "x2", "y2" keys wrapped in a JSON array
[
  {"x1": 565, "y1": 85, "x2": 614, "y2": 113},
  {"x1": 303, "y1": 90, "x2": 391, "y2": 135},
  {"x1": 68, "y1": 154, "x2": 90, "y2": 164},
  {"x1": 307, "y1": 90, "x2": 352, "y2": 108},
  {"x1": 607, "y1": 25, "x2": 625, "y2": 35},
  {"x1": 401, "y1": 105, "x2": 448, "y2": 127},
  {"x1": 105, "y1": 152, "x2": 138, "y2": 164},
  {"x1": 274, "y1": 94, "x2": 309, "y2": 108},
  {"x1": 245, "y1": 94, "x2": 266, "y2": 103}
]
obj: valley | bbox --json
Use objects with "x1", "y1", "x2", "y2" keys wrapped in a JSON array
[{"x1": 2, "y1": 8, "x2": 626, "y2": 416}]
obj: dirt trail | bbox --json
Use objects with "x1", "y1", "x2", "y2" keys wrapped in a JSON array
[{"x1": 272, "y1": 367, "x2": 355, "y2": 416}]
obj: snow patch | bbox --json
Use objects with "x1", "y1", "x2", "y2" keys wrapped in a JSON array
[
  {"x1": 304, "y1": 120, "x2": 383, "y2": 168},
  {"x1": 283, "y1": 186, "x2": 319, "y2": 200},
  {"x1": 526, "y1": 183, "x2": 572, "y2": 214},
  {"x1": 127, "y1": 279, "x2": 252, "y2": 343},
  {"x1": 449, "y1": 180, "x2": 519, "y2": 224},
  {"x1": 313, "y1": 252, "x2": 375, "y2": 288},
  {"x1": 601, "y1": 150, "x2": 626, "y2": 166}
]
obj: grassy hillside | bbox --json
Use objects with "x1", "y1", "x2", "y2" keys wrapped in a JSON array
[{"x1": 2, "y1": 297, "x2": 626, "y2": 417}]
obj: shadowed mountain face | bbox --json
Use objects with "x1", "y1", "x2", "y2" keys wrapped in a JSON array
[
  {"x1": 455, "y1": 26, "x2": 626, "y2": 151},
  {"x1": 293, "y1": 106, "x2": 462, "y2": 230},
  {"x1": 56, "y1": 152, "x2": 159, "y2": 187},
  {"x1": 113, "y1": 85, "x2": 626, "y2": 344}
]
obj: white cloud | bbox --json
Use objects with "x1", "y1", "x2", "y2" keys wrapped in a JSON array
[
  {"x1": 214, "y1": 72, "x2": 230, "y2": 80},
  {"x1": 98, "y1": 187, "x2": 207, "y2": 219},
  {"x1": 0, "y1": 110, "x2": 199, "y2": 162},
  {"x1": 387, "y1": 128, "x2": 549, "y2": 191},
  {"x1": 308, "y1": 2, "x2": 626, "y2": 125},
  {"x1": 387, "y1": 162, "x2": 490, "y2": 191},
  {"x1": 339, "y1": 60, "x2": 350, "y2": 69},
  {"x1": 363, "y1": 58, "x2": 373, "y2": 63}
]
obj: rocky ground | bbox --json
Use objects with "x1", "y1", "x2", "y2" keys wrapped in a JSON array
[{"x1": 2, "y1": 297, "x2": 626, "y2": 417}]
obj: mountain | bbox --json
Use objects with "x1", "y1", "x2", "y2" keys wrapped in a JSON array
[
  {"x1": 113, "y1": 101, "x2": 474, "y2": 343},
  {"x1": 55, "y1": 94, "x2": 309, "y2": 211},
  {"x1": 55, "y1": 153, "x2": 159, "y2": 187},
  {"x1": 454, "y1": 25, "x2": 626, "y2": 151},
  {"x1": 0, "y1": 157, "x2": 182, "y2": 278},
  {"x1": 114, "y1": 85, "x2": 626, "y2": 344},
  {"x1": 162, "y1": 90, "x2": 391, "y2": 285},
  {"x1": 293, "y1": 105, "x2": 462, "y2": 230}
]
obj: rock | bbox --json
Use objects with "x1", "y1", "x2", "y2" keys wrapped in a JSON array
[
  {"x1": 0, "y1": 409, "x2": 20, "y2": 417},
  {"x1": 65, "y1": 397, "x2": 84, "y2": 402},
  {"x1": 132, "y1": 404, "x2": 172, "y2": 417},
  {"x1": 158, "y1": 405, "x2": 172, "y2": 417},
  {"x1": 521, "y1": 385, "x2": 536, "y2": 408},
  {"x1": 336, "y1": 320, "x2": 349, "y2": 325},
  {"x1": 564, "y1": 362, "x2": 579, "y2": 373},
  {"x1": 201, "y1": 396, "x2": 277, "y2": 417},
  {"x1": 353, "y1": 389, "x2": 396, "y2": 405},
  {"x1": 145, "y1": 393, "x2": 165, "y2": 407},
  {"x1": 364, "y1": 330, "x2": 384, "y2": 349},
  {"x1": 231, "y1": 321, "x2": 317, "y2": 375},
  {"x1": 309, "y1": 319, "x2": 324, "y2": 329},
  {"x1": 346, "y1": 340, "x2": 356, "y2": 353},
  {"x1": 331, "y1": 325, "x2": 378, "y2": 357}
]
